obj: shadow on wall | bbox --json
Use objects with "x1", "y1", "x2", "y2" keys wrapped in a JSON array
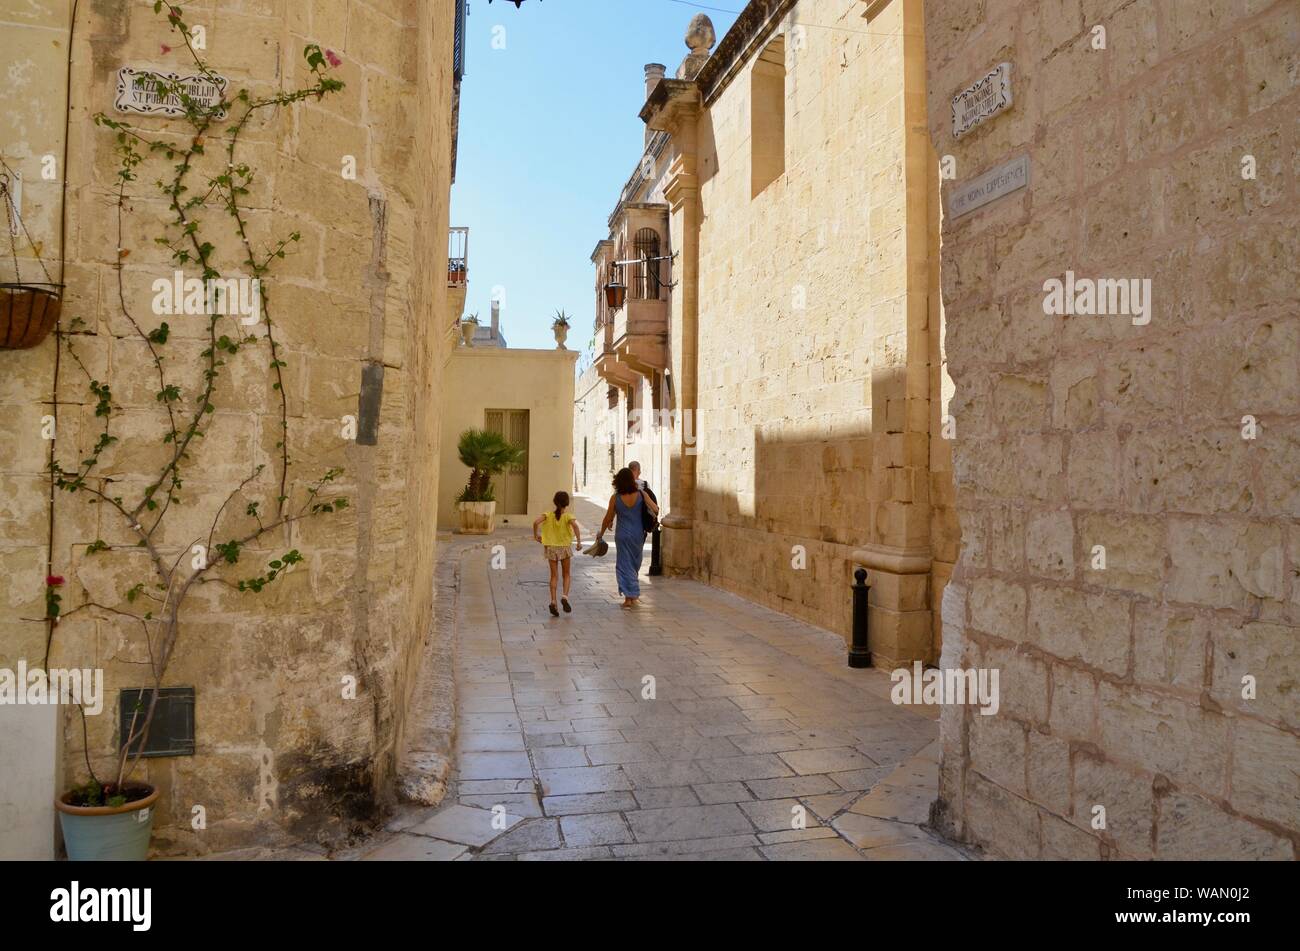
[{"x1": 692, "y1": 420, "x2": 877, "y2": 641}]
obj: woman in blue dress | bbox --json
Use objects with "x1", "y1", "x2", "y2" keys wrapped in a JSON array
[{"x1": 597, "y1": 466, "x2": 659, "y2": 609}]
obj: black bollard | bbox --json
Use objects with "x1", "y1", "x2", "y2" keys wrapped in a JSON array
[
  {"x1": 649, "y1": 526, "x2": 663, "y2": 576},
  {"x1": 848, "y1": 567, "x2": 872, "y2": 668}
]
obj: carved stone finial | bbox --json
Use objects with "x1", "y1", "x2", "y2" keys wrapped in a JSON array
[
  {"x1": 685, "y1": 13, "x2": 716, "y2": 52},
  {"x1": 678, "y1": 14, "x2": 716, "y2": 80}
]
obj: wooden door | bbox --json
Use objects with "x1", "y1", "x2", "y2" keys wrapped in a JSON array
[{"x1": 486, "y1": 408, "x2": 529, "y2": 514}]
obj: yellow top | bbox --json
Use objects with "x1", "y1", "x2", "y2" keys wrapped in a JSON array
[{"x1": 539, "y1": 511, "x2": 576, "y2": 547}]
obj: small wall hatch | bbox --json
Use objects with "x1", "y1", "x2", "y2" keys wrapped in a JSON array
[{"x1": 119, "y1": 687, "x2": 195, "y2": 758}]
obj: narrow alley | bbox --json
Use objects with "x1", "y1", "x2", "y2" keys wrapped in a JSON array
[{"x1": 358, "y1": 497, "x2": 964, "y2": 861}]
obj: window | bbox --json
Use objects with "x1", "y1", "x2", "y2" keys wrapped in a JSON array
[
  {"x1": 751, "y1": 34, "x2": 786, "y2": 198},
  {"x1": 631, "y1": 228, "x2": 661, "y2": 300}
]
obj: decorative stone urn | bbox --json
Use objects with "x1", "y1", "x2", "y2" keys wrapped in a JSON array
[
  {"x1": 553, "y1": 324, "x2": 568, "y2": 348},
  {"x1": 460, "y1": 320, "x2": 476, "y2": 347},
  {"x1": 458, "y1": 500, "x2": 495, "y2": 534}
]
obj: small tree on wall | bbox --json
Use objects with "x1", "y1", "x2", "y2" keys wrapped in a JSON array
[{"x1": 48, "y1": 1, "x2": 349, "y2": 809}]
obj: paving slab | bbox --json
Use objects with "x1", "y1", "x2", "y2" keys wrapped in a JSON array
[
  {"x1": 346, "y1": 524, "x2": 957, "y2": 862},
  {"x1": 626, "y1": 804, "x2": 757, "y2": 842},
  {"x1": 407, "y1": 803, "x2": 525, "y2": 847},
  {"x1": 360, "y1": 835, "x2": 467, "y2": 861}
]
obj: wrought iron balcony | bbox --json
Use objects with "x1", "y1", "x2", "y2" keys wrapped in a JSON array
[{"x1": 448, "y1": 226, "x2": 469, "y2": 288}]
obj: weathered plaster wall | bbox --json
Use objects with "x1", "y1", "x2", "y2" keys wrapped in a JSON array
[
  {"x1": 1, "y1": 0, "x2": 456, "y2": 853},
  {"x1": 439, "y1": 347, "x2": 579, "y2": 531},
  {"x1": 927, "y1": 0, "x2": 1298, "y2": 859}
]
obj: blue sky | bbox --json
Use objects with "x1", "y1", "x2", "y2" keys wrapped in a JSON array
[{"x1": 450, "y1": 0, "x2": 739, "y2": 352}]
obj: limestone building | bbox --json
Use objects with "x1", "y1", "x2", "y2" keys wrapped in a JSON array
[
  {"x1": 926, "y1": 0, "x2": 1298, "y2": 858},
  {"x1": 1, "y1": 0, "x2": 463, "y2": 856},
  {"x1": 582, "y1": 0, "x2": 958, "y2": 667}
]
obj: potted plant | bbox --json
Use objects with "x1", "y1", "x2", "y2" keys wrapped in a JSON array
[
  {"x1": 552, "y1": 309, "x2": 571, "y2": 349},
  {"x1": 460, "y1": 312, "x2": 478, "y2": 347},
  {"x1": 456, "y1": 428, "x2": 526, "y2": 534},
  {"x1": 1, "y1": 164, "x2": 64, "y2": 350},
  {"x1": 55, "y1": 708, "x2": 161, "y2": 861}
]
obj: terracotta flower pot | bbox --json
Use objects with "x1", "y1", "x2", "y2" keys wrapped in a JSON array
[
  {"x1": 1, "y1": 283, "x2": 63, "y2": 350},
  {"x1": 56, "y1": 783, "x2": 159, "y2": 861},
  {"x1": 458, "y1": 500, "x2": 495, "y2": 534}
]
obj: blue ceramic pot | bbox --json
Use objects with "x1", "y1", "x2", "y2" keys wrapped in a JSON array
[{"x1": 56, "y1": 784, "x2": 158, "y2": 861}]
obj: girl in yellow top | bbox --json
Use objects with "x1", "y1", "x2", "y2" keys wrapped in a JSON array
[{"x1": 533, "y1": 491, "x2": 582, "y2": 616}]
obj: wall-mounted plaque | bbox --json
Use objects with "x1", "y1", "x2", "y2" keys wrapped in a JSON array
[
  {"x1": 952, "y1": 62, "x2": 1012, "y2": 139},
  {"x1": 949, "y1": 154, "x2": 1030, "y2": 219},
  {"x1": 114, "y1": 67, "x2": 228, "y2": 118}
]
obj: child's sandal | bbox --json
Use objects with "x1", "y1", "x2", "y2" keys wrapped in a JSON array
[{"x1": 548, "y1": 603, "x2": 559, "y2": 617}]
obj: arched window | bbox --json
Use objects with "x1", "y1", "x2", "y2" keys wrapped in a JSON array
[
  {"x1": 751, "y1": 34, "x2": 786, "y2": 197},
  {"x1": 632, "y1": 228, "x2": 661, "y2": 300}
]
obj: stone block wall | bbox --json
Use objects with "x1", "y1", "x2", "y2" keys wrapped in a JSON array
[
  {"x1": 688, "y1": 0, "x2": 955, "y2": 662},
  {"x1": 1, "y1": 0, "x2": 455, "y2": 853},
  {"x1": 927, "y1": 0, "x2": 1298, "y2": 858}
]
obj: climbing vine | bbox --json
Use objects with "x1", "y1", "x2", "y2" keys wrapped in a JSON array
[{"x1": 49, "y1": 1, "x2": 348, "y2": 801}]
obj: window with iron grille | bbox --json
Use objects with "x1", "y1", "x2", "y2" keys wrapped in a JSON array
[{"x1": 631, "y1": 228, "x2": 661, "y2": 299}]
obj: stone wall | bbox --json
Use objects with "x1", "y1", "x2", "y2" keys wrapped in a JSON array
[
  {"x1": 0, "y1": 0, "x2": 456, "y2": 853},
  {"x1": 573, "y1": 363, "x2": 673, "y2": 505},
  {"x1": 927, "y1": 0, "x2": 1298, "y2": 858},
  {"x1": 661, "y1": 0, "x2": 955, "y2": 664}
]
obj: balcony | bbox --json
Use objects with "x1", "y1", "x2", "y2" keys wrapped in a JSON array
[
  {"x1": 594, "y1": 317, "x2": 641, "y2": 388},
  {"x1": 612, "y1": 295, "x2": 668, "y2": 372},
  {"x1": 447, "y1": 226, "x2": 468, "y2": 321},
  {"x1": 448, "y1": 226, "x2": 469, "y2": 288},
  {"x1": 591, "y1": 206, "x2": 669, "y2": 387}
]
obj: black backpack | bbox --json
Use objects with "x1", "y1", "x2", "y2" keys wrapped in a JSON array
[{"x1": 640, "y1": 484, "x2": 659, "y2": 533}]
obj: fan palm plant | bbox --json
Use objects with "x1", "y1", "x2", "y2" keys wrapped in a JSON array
[{"x1": 456, "y1": 428, "x2": 526, "y2": 502}]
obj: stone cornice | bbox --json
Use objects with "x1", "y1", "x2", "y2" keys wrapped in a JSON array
[
  {"x1": 640, "y1": 78, "x2": 701, "y2": 132},
  {"x1": 693, "y1": 0, "x2": 797, "y2": 106}
]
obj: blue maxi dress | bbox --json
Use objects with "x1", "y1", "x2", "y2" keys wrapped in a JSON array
[{"x1": 614, "y1": 492, "x2": 647, "y2": 598}]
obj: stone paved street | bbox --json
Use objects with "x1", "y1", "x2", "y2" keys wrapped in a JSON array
[{"x1": 356, "y1": 496, "x2": 969, "y2": 861}]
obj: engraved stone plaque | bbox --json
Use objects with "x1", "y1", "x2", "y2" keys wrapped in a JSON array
[
  {"x1": 952, "y1": 62, "x2": 1013, "y2": 139},
  {"x1": 114, "y1": 67, "x2": 228, "y2": 118}
]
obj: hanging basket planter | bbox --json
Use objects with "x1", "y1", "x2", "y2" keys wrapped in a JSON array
[{"x1": 1, "y1": 282, "x2": 63, "y2": 350}]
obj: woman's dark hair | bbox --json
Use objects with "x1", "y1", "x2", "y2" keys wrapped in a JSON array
[
  {"x1": 553, "y1": 491, "x2": 569, "y2": 519},
  {"x1": 613, "y1": 467, "x2": 638, "y2": 495}
]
